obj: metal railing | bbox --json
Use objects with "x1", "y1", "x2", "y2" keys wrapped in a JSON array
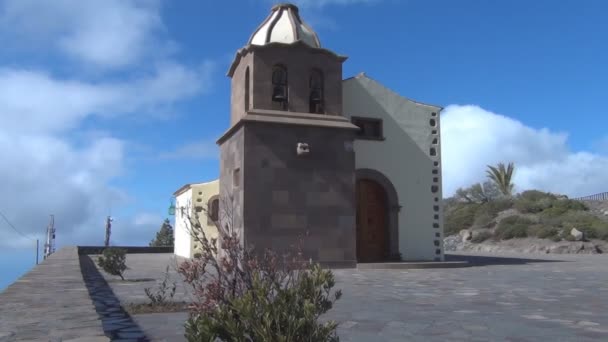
[{"x1": 573, "y1": 192, "x2": 608, "y2": 201}]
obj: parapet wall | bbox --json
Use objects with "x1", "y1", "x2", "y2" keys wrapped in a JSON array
[
  {"x1": 0, "y1": 246, "x2": 174, "y2": 341},
  {"x1": 78, "y1": 246, "x2": 174, "y2": 255},
  {"x1": 0, "y1": 246, "x2": 107, "y2": 341}
]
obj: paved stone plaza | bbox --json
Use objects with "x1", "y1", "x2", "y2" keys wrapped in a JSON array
[
  {"x1": 2, "y1": 250, "x2": 608, "y2": 341},
  {"x1": 101, "y1": 252, "x2": 608, "y2": 342}
]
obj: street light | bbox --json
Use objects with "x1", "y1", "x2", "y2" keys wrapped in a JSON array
[{"x1": 168, "y1": 198, "x2": 176, "y2": 216}]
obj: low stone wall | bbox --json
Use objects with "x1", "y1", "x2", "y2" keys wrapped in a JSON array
[
  {"x1": 78, "y1": 246, "x2": 174, "y2": 255},
  {"x1": 0, "y1": 246, "x2": 108, "y2": 341}
]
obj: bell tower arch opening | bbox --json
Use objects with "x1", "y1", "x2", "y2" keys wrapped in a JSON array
[
  {"x1": 271, "y1": 64, "x2": 288, "y2": 110},
  {"x1": 309, "y1": 69, "x2": 324, "y2": 114}
]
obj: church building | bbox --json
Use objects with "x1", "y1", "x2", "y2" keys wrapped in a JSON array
[{"x1": 174, "y1": 3, "x2": 444, "y2": 265}]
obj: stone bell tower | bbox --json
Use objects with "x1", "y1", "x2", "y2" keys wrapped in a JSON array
[{"x1": 217, "y1": 3, "x2": 359, "y2": 267}]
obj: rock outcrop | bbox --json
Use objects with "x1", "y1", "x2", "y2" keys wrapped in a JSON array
[
  {"x1": 570, "y1": 227, "x2": 584, "y2": 241},
  {"x1": 443, "y1": 236, "x2": 607, "y2": 255}
]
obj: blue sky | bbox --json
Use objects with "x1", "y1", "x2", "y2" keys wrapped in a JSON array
[{"x1": 0, "y1": 0, "x2": 607, "y2": 290}]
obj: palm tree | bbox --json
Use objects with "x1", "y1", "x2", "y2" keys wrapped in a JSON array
[{"x1": 486, "y1": 162, "x2": 515, "y2": 197}]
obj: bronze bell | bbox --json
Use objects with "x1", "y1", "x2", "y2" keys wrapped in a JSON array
[
  {"x1": 272, "y1": 86, "x2": 286, "y2": 102},
  {"x1": 309, "y1": 89, "x2": 321, "y2": 103}
]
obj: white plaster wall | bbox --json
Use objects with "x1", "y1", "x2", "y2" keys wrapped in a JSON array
[
  {"x1": 343, "y1": 74, "x2": 444, "y2": 261},
  {"x1": 174, "y1": 189, "x2": 193, "y2": 258}
]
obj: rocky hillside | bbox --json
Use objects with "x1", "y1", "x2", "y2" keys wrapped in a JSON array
[{"x1": 442, "y1": 190, "x2": 608, "y2": 254}]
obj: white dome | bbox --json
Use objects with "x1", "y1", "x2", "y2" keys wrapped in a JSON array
[{"x1": 248, "y1": 3, "x2": 321, "y2": 48}]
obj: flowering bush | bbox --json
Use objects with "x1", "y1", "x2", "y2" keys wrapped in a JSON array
[{"x1": 177, "y1": 196, "x2": 342, "y2": 341}]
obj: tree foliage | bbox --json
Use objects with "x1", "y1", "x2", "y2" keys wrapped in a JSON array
[
  {"x1": 97, "y1": 248, "x2": 128, "y2": 280},
  {"x1": 150, "y1": 218, "x2": 174, "y2": 247},
  {"x1": 486, "y1": 162, "x2": 515, "y2": 197},
  {"x1": 454, "y1": 181, "x2": 502, "y2": 204}
]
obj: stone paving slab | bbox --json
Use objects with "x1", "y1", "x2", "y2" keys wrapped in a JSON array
[
  {"x1": 0, "y1": 247, "x2": 107, "y2": 342},
  {"x1": 123, "y1": 252, "x2": 608, "y2": 341}
]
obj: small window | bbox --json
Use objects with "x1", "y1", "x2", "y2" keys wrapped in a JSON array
[
  {"x1": 271, "y1": 65, "x2": 287, "y2": 110},
  {"x1": 351, "y1": 117, "x2": 383, "y2": 140},
  {"x1": 245, "y1": 67, "x2": 250, "y2": 112},
  {"x1": 309, "y1": 69, "x2": 324, "y2": 114},
  {"x1": 208, "y1": 197, "x2": 219, "y2": 223},
  {"x1": 233, "y1": 168, "x2": 241, "y2": 187}
]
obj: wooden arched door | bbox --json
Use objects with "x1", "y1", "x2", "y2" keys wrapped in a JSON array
[{"x1": 356, "y1": 179, "x2": 388, "y2": 262}]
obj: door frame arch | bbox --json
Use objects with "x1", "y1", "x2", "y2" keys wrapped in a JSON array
[{"x1": 356, "y1": 168, "x2": 401, "y2": 261}]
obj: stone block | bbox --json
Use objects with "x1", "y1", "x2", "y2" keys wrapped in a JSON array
[
  {"x1": 318, "y1": 248, "x2": 345, "y2": 261},
  {"x1": 338, "y1": 215, "x2": 355, "y2": 230},
  {"x1": 270, "y1": 214, "x2": 307, "y2": 229},
  {"x1": 306, "y1": 189, "x2": 341, "y2": 206},
  {"x1": 272, "y1": 190, "x2": 289, "y2": 205}
]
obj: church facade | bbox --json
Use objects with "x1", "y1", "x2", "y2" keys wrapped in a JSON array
[{"x1": 173, "y1": 3, "x2": 444, "y2": 264}]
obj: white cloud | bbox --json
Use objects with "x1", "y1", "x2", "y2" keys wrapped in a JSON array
[
  {"x1": 0, "y1": 61, "x2": 215, "y2": 134},
  {"x1": 593, "y1": 135, "x2": 608, "y2": 155},
  {"x1": 133, "y1": 212, "x2": 164, "y2": 227},
  {"x1": 158, "y1": 140, "x2": 219, "y2": 161},
  {"x1": 0, "y1": 0, "x2": 169, "y2": 69},
  {"x1": 0, "y1": 133, "x2": 128, "y2": 249},
  {"x1": 441, "y1": 105, "x2": 608, "y2": 198},
  {"x1": 0, "y1": 0, "x2": 216, "y2": 250}
]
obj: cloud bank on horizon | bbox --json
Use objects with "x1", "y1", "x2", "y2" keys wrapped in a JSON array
[
  {"x1": 0, "y1": 0, "x2": 213, "y2": 249},
  {"x1": 0, "y1": 0, "x2": 606, "y2": 250},
  {"x1": 441, "y1": 105, "x2": 608, "y2": 199}
]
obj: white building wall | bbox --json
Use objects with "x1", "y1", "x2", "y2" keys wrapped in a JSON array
[
  {"x1": 174, "y1": 189, "x2": 193, "y2": 258},
  {"x1": 343, "y1": 74, "x2": 444, "y2": 261},
  {"x1": 173, "y1": 180, "x2": 221, "y2": 259}
]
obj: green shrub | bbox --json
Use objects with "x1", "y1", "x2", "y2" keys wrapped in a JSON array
[
  {"x1": 552, "y1": 199, "x2": 587, "y2": 212},
  {"x1": 518, "y1": 190, "x2": 557, "y2": 203},
  {"x1": 471, "y1": 199, "x2": 514, "y2": 228},
  {"x1": 540, "y1": 206, "x2": 569, "y2": 218},
  {"x1": 444, "y1": 203, "x2": 480, "y2": 235},
  {"x1": 484, "y1": 198, "x2": 514, "y2": 215},
  {"x1": 551, "y1": 235, "x2": 562, "y2": 242},
  {"x1": 178, "y1": 195, "x2": 343, "y2": 342},
  {"x1": 561, "y1": 211, "x2": 598, "y2": 228},
  {"x1": 514, "y1": 199, "x2": 545, "y2": 214},
  {"x1": 473, "y1": 211, "x2": 494, "y2": 228},
  {"x1": 514, "y1": 190, "x2": 557, "y2": 213},
  {"x1": 529, "y1": 224, "x2": 559, "y2": 239},
  {"x1": 184, "y1": 263, "x2": 341, "y2": 342},
  {"x1": 494, "y1": 216, "x2": 532, "y2": 240},
  {"x1": 144, "y1": 265, "x2": 176, "y2": 306},
  {"x1": 564, "y1": 234, "x2": 575, "y2": 241},
  {"x1": 97, "y1": 248, "x2": 128, "y2": 280},
  {"x1": 577, "y1": 221, "x2": 608, "y2": 240},
  {"x1": 471, "y1": 230, "x2": 493, "y2": 243}
]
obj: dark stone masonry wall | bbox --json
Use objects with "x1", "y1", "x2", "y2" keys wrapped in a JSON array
[
  {"x1": 242, "y1": 121, "x2": 357, "y2": 267},
  {"x1": 219, "y1": 126, "x2": 245, "y2": 241}
]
